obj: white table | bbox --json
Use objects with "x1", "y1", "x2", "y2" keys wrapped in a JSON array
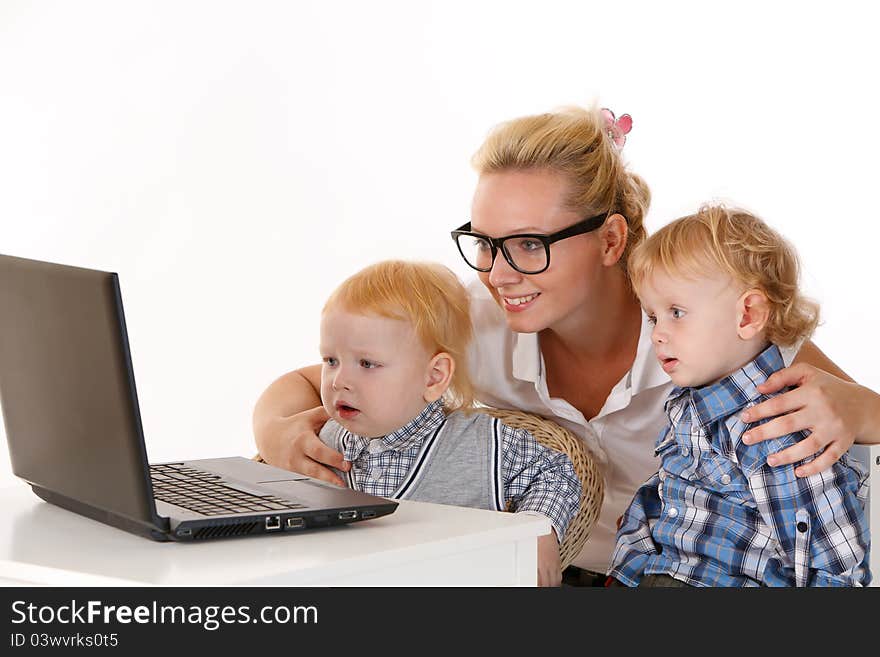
[{"x1": 0, "y1": 482, "x2": 548, "y2": 586}]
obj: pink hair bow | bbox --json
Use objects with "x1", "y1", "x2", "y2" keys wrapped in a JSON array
[{"x1": 601, "y1": 108, "x2": 632, "y2": 149}]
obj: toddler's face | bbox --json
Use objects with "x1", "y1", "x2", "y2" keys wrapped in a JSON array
[
  {"x1": 319, "y1": 308, "x2": 436, "y2": 438},
  {"x1": 639, "y1": 268, "x2": 755, "y2": 388}
]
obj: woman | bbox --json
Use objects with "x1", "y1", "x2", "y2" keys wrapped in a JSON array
[{"x1": 253, "y1": 106, "x2": 880, "y2": 585}]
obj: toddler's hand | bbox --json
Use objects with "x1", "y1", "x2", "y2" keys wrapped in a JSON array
[{"x1": 537, "y1": 531, "x2": 562, "y2": 587}]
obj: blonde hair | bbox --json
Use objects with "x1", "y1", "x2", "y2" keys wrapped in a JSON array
[
  {"x1": 627, "y1": 205, "x2": 819, "y2": 347},
  {"x1": 471, "y1": 105, "x2": 651, "y2": 274},
  {"x1": 323, "y1": 260, "x2": 475, "y2": 412}
]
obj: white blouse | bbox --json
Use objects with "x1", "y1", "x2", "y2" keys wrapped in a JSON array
[{"x1": 465, "y1": 279, "x2": 795, "y2": 572}]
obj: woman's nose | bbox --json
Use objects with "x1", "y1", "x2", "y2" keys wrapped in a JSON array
[{"x1": 487, "y1": 250, "x2": 522, "y2": 288}]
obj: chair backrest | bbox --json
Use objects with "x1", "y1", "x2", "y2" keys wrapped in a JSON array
[{"x1": 480, "y1": 407, "x2": 604, "y2": 570}]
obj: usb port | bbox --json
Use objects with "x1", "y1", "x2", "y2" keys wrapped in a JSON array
[
  {"x1": 265, "y1": 516, "x2": 281, "y2": 530},
  {"x1": 285, "y1": 517, "x2": 305, "y2": 530},
  {"x1": 362, "y1": 510, "x2": 377, "y2": 520},
  {"x1": 338, "y1": 510, "x2": 358, "y2": 520}
]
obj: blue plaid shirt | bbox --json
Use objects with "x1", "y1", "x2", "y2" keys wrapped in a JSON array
[
  {"x1": 325, "y1": 400, "x2": 581, "y2": 540},
  {"x1": 609, "y1": 344, "x2": 871, "y2": 587}
]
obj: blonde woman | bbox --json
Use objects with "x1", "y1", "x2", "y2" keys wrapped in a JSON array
[{"x1": 253, "y1": 106, "x2": 880, "y2": 585}]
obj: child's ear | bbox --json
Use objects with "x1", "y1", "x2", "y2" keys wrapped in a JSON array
[
  {"x1": 599, "y1": 213, "x2": 629, "y2": 267},
  {"x1": 423, "y1": 352, "x2": 455, "y2": 403},
  {"x1": 737, "y1": 289, "x2": 770, "y2": 340}
]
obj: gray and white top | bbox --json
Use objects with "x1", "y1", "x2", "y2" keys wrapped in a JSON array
[{"x1": 318, "y1": 400, "x2": 581, "y2": 540}]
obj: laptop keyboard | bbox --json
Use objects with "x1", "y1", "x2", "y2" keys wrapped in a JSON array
[{"x1": 150, "y1": 463, "x2": 307, "y2": 516}]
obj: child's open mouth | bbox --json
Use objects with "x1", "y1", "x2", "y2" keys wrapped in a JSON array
[
  {"x1": 336, "y1": 402, "x2": 361, "y2": 420},
  {"x1": 660, "y1": 357, "x2": 679, "y2": 373}
]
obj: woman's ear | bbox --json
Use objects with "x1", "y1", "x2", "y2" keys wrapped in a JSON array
[
  {"x1": 600, "y1": 213, "x2": 629, "y2": 267},
  {"x1": 423, "y1": 352, "x2": 455, "y2": 403},
  {"x1": 737, "y1": 289, "x2": 771, "y2": 340}
]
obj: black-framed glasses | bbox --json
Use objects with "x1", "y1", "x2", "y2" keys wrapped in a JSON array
[{"x1": 450, "y1": 213, "x2": 607, "y2": 274}]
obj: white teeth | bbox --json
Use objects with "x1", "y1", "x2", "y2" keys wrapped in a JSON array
[{"x1": 504, "y1": 293, "x2": 539, "y2": 306}]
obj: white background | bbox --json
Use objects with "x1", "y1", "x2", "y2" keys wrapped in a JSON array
[{"x1": 1, "y1": 1, "x2": 878, "y2": 488}]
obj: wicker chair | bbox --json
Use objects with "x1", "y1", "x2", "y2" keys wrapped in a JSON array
[
  {"x1": 254, "y1": 408, "x2": 604, "y2": 569},
  {"x1": 479, "y1": 407, "x2": 604, "y2": 570}
]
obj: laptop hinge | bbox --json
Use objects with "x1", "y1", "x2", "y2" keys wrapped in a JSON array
[{"x1": 31, "y1": 485, "x2": 172, "y2": 541}]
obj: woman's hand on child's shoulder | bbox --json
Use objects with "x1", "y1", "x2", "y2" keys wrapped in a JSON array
[
  {"x1": 739, "y1": 362, "x2": 873, "y2": 477},
  {"x1": 256, "y1": 406, "x2": 350, "y2": 485}
]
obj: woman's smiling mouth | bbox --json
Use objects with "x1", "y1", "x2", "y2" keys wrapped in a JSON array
[{"x1": 502, "y1": 292, "x2": 540, "y2": 312}]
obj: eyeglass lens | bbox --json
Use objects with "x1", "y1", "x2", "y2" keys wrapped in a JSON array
[{"x1": 456, "y1": 234, "x2": 548, "y2": 274}]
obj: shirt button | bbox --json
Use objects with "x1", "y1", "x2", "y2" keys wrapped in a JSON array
[
  {"x1": 797, "y1": 521, "x2": 808, "y2": 533},
  {"x1": 667, "y1": 507, "x2": 678, "y2": 518},
  {"x1": 680, "y1": 447, "x2": 690, "y2": 457},
  {"x1": 720, "y1": 474, "x2": 731, "y2": 485}
]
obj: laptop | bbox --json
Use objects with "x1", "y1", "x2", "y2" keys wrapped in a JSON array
[{"x1": 0, "y1": 253, "x2": 397, "y2": 541}]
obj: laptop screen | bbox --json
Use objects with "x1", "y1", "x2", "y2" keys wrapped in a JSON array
[{"x1": 0, "y1": 254, "x2": 158, "y2": 525}]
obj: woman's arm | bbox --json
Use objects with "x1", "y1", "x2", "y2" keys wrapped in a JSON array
[
  {"x1": 252, "y1": 364, "x2": 350, "y2": 485},
  {"x1": 739, "y1": 340, "x2": 880, "y2": 476}
]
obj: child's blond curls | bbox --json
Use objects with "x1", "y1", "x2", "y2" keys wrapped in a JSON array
[
  {"x1": 627, "y1": 205, "x2": 819, "y2": 347},
  {"x1": 323, "y1": 260, "x2": 475, "y2": 412}
]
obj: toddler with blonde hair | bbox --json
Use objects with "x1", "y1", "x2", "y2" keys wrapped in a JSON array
[
  {"x1": 609, "y1": 205, "x2": 870, "y2": 587},
  {"x1": 317, "y1": 260, "x2": 581, "y2": 586}
]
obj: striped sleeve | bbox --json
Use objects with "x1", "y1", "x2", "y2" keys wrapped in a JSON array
[
  {"x1": 498, "y1": 421, "x2": 582, "y2": 540},
  {"x1": 608, "y1": 474, "x2": 663, "y2": 586}
]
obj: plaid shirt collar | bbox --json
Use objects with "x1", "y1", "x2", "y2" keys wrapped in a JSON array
[
  {"x1": 665, "y1": 343, "x2": 783, "y2": 428},
  {"x1": 341, "y1": 399, "x2": 446, "y2": 462}
]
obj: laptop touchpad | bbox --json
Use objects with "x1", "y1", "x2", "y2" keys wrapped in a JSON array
[{"x1": 259, "y1": 480, "x2": 343, "y2": 505}]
